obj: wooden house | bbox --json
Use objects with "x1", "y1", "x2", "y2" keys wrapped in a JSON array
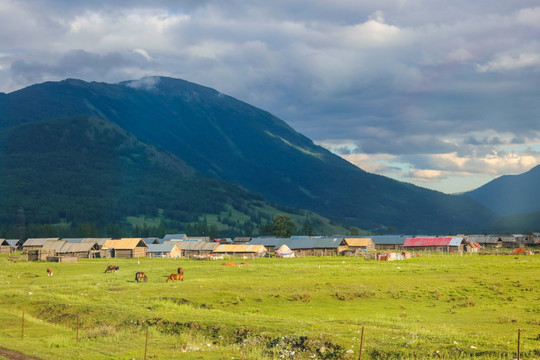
[
  {"x1": 1, "y1": 239, "x2": 20, "y2": 253},
  {"x1": 212, "y1": 244, "x2": 267, "y2": 258},
  {"x1": 22, "y1": 238, "x2": 60, "y2": 250},
  {"x1": 164, "y1": 240, "x2": 218, "y2": 258},
  {"x1": 233, "y1": 237, "x2": 252, "y2": 244},
  {"x1": 467, "y1": 235, "x2": 502, "y2": 248},
  {"x1": 103, "y1": 238, "x2": 148, "y2": 258},
  {"x1": 370, "y1": 236, "x2": 408, "y2": 250},
  {"x1": 403, "y1": 237, "x2": 464, "y2": 252},
  {"x1": 58, "y1": 241, "x2": 101, "y2": 259},
  {"x1": 339, "y1": 238, "x2": 375, "y2": 255},
  {"x1": 142, "y1": 238, "x2": 160, "y2": 245},
  {"x1": 283, "y1": 237, "x2": 343, "y2": 257},
  {"x1": 162, "y1": 234, "x2": 188, "y2": 241},
  {"x1": 249, "y1": 237, "x2": 288, "y2": 253},
  {"x1": 147, "y1": 243, "x2": 182, "y2": 258}
]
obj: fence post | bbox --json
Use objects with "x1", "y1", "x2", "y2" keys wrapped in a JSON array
[
  {"x1": 144, "y1": 327, "x2": 149, "y2": 360},
  {"x1": 517, "y1": 328, "x2": 522, "y2": 360},
  {"x1": 21, "y1": 311, "x2": 24, "y2": 340},
  {"x1": 358, "y1": 326, "x2": 364, "y2": 360}
]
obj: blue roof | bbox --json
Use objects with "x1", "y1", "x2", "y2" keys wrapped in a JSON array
[
  {"x1": 280, "y1": 237, "x2": 344, "y2": 249},
  {"x1": 147, "y1": 243, "x2": 177, "y2": 253},
  {"x1": 369, "y1": 236, "x2": 407, "y2": 245},
  {"x1": 163, "y1": 234, "x2": 187, "y2": 241},
  {"x1": 62, "y1": 238, "x2": 84, "y2": 243}
]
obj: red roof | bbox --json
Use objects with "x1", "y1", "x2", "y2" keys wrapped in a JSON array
[{"x1": 403, "y1": 237, "x2": 452, "y2": 247}]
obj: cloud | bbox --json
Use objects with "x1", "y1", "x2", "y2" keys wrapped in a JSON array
[
  {"x1": 477, "y1": 53, "x2": 540, "y2": 72},
  {"x1": 0, "y1": 0, "x2": 539, "y2": 193}
]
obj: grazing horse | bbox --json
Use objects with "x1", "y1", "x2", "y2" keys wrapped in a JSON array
[
  {"x1": 46, "y1": 268, "x2": 53, "y2": 276},
  {"x1": 135, "y1": 272, "x2": 148, "y2": 282},
  {"x1": 104, "y1": 265, "x2": 119, "y2": 273},
  {"x1": 166, "y1": 273, "x2": 183, "y2": 282},
  {"x1": 177, "y1": 267, "x2": 183, "y2": 275}
]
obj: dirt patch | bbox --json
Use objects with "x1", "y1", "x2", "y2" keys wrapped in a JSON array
[{"x1": 0, "y1": 347, "x2": 40, "y2": 360}]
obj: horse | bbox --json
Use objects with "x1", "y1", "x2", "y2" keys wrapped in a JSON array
[
  {"x1": 135, "y1": 272, "x2": 148, "y2": 282},
  {"x1": 166, "y1": 273, "x2": 183, "y2": 282},
  {"x1": 104, "y1": 265, "x2": 119, "y2": 273},
  {"x1": 177, "y1": 267, "x2": 183, "y2": 275},
  {"x1": 46, "y1": 268, "x2": 53, "y2": 276}
]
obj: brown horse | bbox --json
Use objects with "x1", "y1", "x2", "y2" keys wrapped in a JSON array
[
  {"x1": 135, "y1": 272, "x2": 148, "y2": 282},
  {"x1": 177, "y1": 267, "x2": 183, "y2": 275},
  {"x1": 46, "y1": 268, "x2": 53, "y2": 276},
  {"x1": 104, "y1": 265, "x2": 119, "y2": 273},
  {"x1": 166, "y1": 273, "x2": 183, "y2": 282}
]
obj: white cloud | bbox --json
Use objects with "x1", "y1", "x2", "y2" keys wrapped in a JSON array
[
  {"x1": 477, "y1": 53, "x2": 540, "y2": 72},
  {"x1": 133, "y1": 48, "x2": 153, "y2": 61}
]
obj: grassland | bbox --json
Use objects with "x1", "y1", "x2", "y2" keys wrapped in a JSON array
[{"x1": 0, "y1": 253, "x2": 538, "y2": 359}]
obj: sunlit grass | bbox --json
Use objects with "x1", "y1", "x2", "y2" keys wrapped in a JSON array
[{"x1": 0, "y1": 253, "x2": 538, "y2": 359}]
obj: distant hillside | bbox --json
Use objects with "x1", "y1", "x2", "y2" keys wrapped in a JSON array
[
  {"x1": 464, "y1": 165, "x2": 540, "y2": 216},
  {"x1": 0, "y1": 77, "x2": 499, "y2": 233},
  {"x1": 0, "y1": 115, "x2": 345, "y2": 236}
]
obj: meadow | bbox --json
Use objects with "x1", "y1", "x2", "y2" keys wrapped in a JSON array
[{"x1": 0, "y1": 253, "x2": 538, "y2": 359}]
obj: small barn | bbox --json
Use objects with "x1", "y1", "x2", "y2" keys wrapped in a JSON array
[
  {"x1": 403, "y1": 237, "x2": 459, "y2": 252},
  {"x1": 468, "y1": 235, "x2": 502, "y2": 248},
  {"x1": 249, "y1": 237, "x2": 288, "y2": 253},
  {"x1": 1, "y1": 239, "x2": 20, "y2": 253},
  {"x1": 165, "y1": 240, "x2": 219, "y2": 258},
  {"x1": 370, "y1": 236, "x2": 408, "y2": 250},
  {"x1": 58, "y1": 241, "x2": 101, "y2": 259},
  {"x1": 22, "y1": 238, "x2": 60, "y2": 250},
  {"x1": 339, "y1": 238, "x2": 376, "y2": 255},
  {"x1": 212, "y1": 244, "x2": 267, "y2": 258},
  {"x1": 162, "y1": 234, "x2": 188, "y2": 241},
  {"x1": 147, "y1": 243, "x2": 182, "y2": 258},
  {"x1": 103, "y1": 238, "x2": 148, "y2": 258},
  {"x1": 283, "y1": 237, "x2": 343, "y2": 257},
  {"x1": 143, "y1": 238, "x2": 161, "y2": 245},
  {"x1": 233, "y1": 237, "x2": 252, "y2": 244}
]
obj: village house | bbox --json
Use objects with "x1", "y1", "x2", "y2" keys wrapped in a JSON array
[
  {"x1": 147, "y1": 243, "x2": 182, "y2": 258},
  {"x1": 164, "y1": 240, "x2": 219, "y2": 258},
  {"x1": 249, "y1": 237, "x2": 288, "y2": 253},
  {"x1": 212, "y1": 244, "x2": 267, "y2": 258},
  {"x1": 103, "y1": 238, "x2": 148, "y2": 258},
  {"x1": 281, "y1": 237, "x2": 343, "y2": 257},
  {"x1": 370, "y1": 236, "x2": 408, "y2": 250},
  {"x1": 22, "y1": 238, "x2": 60, "y2": 251},
  {"x1": 403, "y1": 237, "x2": 464, "y2": 252},
  {"x1": 339, "y1": 237, "x2": 376, "y2": 255},
  {"x1": 162, "y1": 234, "x2": 188, "y2": 241},
  {"x1": 0, "y1": 239, "x2": 20, "y2": 253}
]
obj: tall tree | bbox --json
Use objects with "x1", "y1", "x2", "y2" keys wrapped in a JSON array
[{"x1": 272, "y1": 214, "x2": 296, "y2": 237}]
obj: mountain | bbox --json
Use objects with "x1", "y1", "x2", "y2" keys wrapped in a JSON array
[
  {"x1": 0, "y1": 77, "x2": 499, "y2": 233},
  {"x1": 0, "y1": 115, "x2": 345, "y2": 236},
  {"x1": 464, "y1": 165, "x2": 540, "y2": 216}
]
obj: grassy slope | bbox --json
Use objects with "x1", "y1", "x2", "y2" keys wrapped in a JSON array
[{"x1": 0, "y1": 253, "x2": 538, "y2": 359}]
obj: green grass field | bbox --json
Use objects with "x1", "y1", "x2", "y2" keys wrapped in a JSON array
[{"x1": 0, "y1": 253, "x2": 538, "y2": 359}]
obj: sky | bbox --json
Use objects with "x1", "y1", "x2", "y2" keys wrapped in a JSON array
[{"x1": 1, "y1": 0, "x2": 539, "y2": 194}]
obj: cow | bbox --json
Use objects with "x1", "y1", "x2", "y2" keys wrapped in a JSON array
[{"x1": 46, "y1": 268, "x2": 53, "y2": 276}]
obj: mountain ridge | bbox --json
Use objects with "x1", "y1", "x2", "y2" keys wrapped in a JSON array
[
  {"x1": 464, "y1": 165, "x2": 540, "y2": 216},
  {"x1": 0, "y1": 76, "x2": 502, "y2": 233}
]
